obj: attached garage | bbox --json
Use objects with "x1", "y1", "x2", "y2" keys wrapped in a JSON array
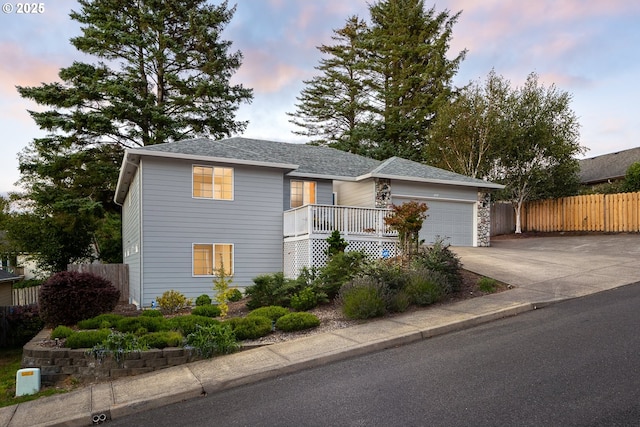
[{"x1": 392, "y1": 197, "x2": 476, "y2": 246}]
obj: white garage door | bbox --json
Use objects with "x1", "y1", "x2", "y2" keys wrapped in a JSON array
[{"x1": 393, "y1": 198, "x2": 475, "y2": 247}]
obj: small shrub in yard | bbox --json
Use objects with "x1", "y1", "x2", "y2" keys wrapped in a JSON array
[
  {"x1": 290, "y1": 287, "x2": 327, "y2": 311},
  {"x1": 227, "y1": 288, "x2": 243, "y2": 302},
  {"x1": 166, "y1": 315, "x2": 219, "y2": 336},
  {"x1": 195, "y1": 294, "x2": 212, "y2": 306},
  {"x1": 191, "y1": 304, "x2": 222, "y2": 318},
  {"x1": 245, "y1": 272, "x2": 300, "y2": 309},
  {"x1": 247, "y1": 306, "x2": 290, "y2": 322},
  {"x1": 141, "y1": 309, "x2": 164, "y2": 318},
  {"x1": 156, "y1": 290, "x2": 192, "y2": 314},
  {"x1": 275, "y1": 312, "x2": 320, "y2": 332},
  {"x1": 338, "y1": 276, "x2": 388, "y2": 320},
  {"x1": 39, "y1": 271, "x2": 120, "y2": 326},
  {"x1": 477, "y1": 277, "x2": 498, "y2": 293},
  {"x1": 66, "y1": 330, "x2": 111, "y2": 349},
  {"x1": 77, "y1": 313, "x2": 124, "y2": 330},
  {"x1": 317, "y1": 251, "x2": 368, "y2": 299},
  {"x1": 387, "y1": 290, "x2": 411, "y2": 313},
  {"x1": 363, "y1": 259, "x2": 410, "y2": 292},
  {"x1": 185, "y1": 323, "x2": 239, "y2": 358},
  {"x1": 139, "y1": 331, "x2": 183, "y2": 349},
  {"x1": 2, "y1": 304, "x2": 44, "y2": 347},
  {"x1": 404, "y1": 268, "x2": 448, "y2": 306},
  {"x1": 224, "y1": 315, "x2": 272, "y2": 340},
  {"x1": 50, "y1": 325, "x2": 75, "y2": 340},
  {"x1": 89, "y1": 331, "x2": 149, "y2": 363},
  {"x1": 115, "y1": 316, "x2": 168, "y2": 334},
  {"x1": 413, "y1": 238, "x2": 462, "y2": 292}
]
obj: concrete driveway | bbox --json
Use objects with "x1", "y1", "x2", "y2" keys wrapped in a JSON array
[{"x1": 453, "y1": 234, "x2": 640, "y2": 304}]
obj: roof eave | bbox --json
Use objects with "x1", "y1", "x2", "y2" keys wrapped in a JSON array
[{"x1": 360, "y1": 172, "x2": 505, "y2": 190}]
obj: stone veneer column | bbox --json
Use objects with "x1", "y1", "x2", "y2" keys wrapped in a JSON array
[
  {"x1": 477, "y1": 191, "x2": 492, "y2": 247},
  {"x1": 375, "y1": 178, "x2": 392, "y2": 208}
]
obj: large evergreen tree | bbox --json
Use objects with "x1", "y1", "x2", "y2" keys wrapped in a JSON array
[
  {"x1": 290, "y1": 0, "x2": 465, "y2": 162},
  {"x1": 12, "y1": 0, "x2": 252, "y2": 272}
]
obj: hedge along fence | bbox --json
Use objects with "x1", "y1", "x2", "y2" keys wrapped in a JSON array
[
  {"x1": 521, "y1": 192, "x2": 640, "y2": 233},
  {"x1": 67, "y1": 264, "x2": 129, "y2": 304}
]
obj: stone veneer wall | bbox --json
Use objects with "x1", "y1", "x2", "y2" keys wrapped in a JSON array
[
  {"x1": 375, "y1": 178, "x2": 392, "y2": 208},
  {"x1": 22, "y1": 330, "x2": 201, "y2": 386},
  {"x1": 477, "y1": 191, "x2": 491, "y2": 247}
]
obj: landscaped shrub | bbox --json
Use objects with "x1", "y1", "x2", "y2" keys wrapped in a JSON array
[
  {"x1": 50, "y1": 325, "x2": 75, "y2": 340},
  {"x1": 290, "y1": 286, "x2": 327, "y2": 311},
  {"x1": 140, "y1": 309, "x2": 164, "y2": 318},
  {"x1": 404, "y1": 268, "x2": 447, "y2": 306},
  {"x1": 2, "y1": 304, "x2": 44, "y2": 347},
  {"x1": 387, "y1": 290, "x2": 411, "y2": 313},
  {"x1": 191, "y1": 304, "x2": 222, "y2": 318},
  {"x1": 363, "y1": 259, "x2": 410, "y2": 291},
  {"x1": 413, "y1": 238, "x2": 462, "y2": 292},
  {"x1": 12, "y1": 279, "x2": 44, "y2": 289},
  {"x1": 245, "y1": 272, "x2": 301, "y2": 309},
  {"x1": 224, "y1": 315, "x2": 272, "y2": 340},
  {"x1": 166, "y1": 315, "x2": 219, "y2": 336},
  {"x1": 338, "y1": 276, "x2": 388, "y2": 320},
  {"x1": 227, "y1": 288, "x2": 243, "y2": 302},
  {"x1": 247, "y1": 305, "x2": 290, "y2": 322},
  {"x1": 195, "y1": 294, "x2": 212, "y2": 306},
  {"x1": 185, "y1": 323, "x2": 239, "y2": 358},
  {"x1": 317, "y1": 251, "x2": 368, "y2": 299},
  {"x1": 139, "y1": 331, "x2": 183, "y2": 349},
  {"x1": 38, "y1": 271, "x2": 120, "y2": 326},
  {"x1": 156, "y1": 290, "x2": 192, "y2": 314},
  {"x1": 477, "y1": 277, "x2": 498, "y2": 293},
  {"x1": 88, "y1": 331, "x2": 149, "y2": 363},
  {"x1": 77, "y1": 313, "x2": 125, "y2": 330},
  {"x1": 66, "y1": 329, "x2": 111, "y2": 349},
  {"x1": 115, "y1": 316, "x2": 169, "y2": 334},
  {"x1": 275, "y1": 312, "x2": 320, "y2": 332}
]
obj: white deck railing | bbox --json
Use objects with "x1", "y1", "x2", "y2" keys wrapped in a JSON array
[{"x1": 284, "y1": 204, "x2": 397, "y2": 238}]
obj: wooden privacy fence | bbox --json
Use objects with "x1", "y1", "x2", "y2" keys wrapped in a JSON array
[
  {"x1": 67, "y1": 264, "x2": 129, "y2": 303},
  {"x1": 521, "y1": 192, "x2": 640, "y2": 233},
  {"x1": 12, "y1": 286, "x2": 41, "y2": 306}
]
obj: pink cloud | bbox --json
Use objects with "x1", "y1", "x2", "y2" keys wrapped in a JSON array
[
  {"x1": 0, "y1": 42, "x2": 62, "y2": 97},
  {"x1": 234, "y1": 49, "x2": 308, "y2": 93}
]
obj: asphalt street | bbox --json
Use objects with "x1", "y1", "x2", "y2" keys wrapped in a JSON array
[{"x1": 106, "y1": 281, "x2": 640, "y2": 427}]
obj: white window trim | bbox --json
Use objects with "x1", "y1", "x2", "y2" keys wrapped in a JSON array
[
  {"x1": 192, "y1": 164, "x2": 235, "y2": 201},
  {"x1": 192, "y1": 243, "x2": 235, "y2": 277}
]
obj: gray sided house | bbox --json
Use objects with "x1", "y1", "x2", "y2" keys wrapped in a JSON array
[{"x1": 115, "y1": 137, "x2": 503, "y2": 307}]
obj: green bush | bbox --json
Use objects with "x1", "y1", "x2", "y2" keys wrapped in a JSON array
[
  {"x1": 39, "y1": 271, "x2": 120, "y2": 326},
  {"x1": 275, "y1": 312, "x2": 320, "y2": 332},
  {"x1": 290, "y1": 287, "x2": 326, "y2": 311},
  {"x1": 363, "y1": 259, "x2": 410, "y2": 292},
  {"x1": 387, "y1": 290, "x2": 411, "y2": 313},
  {"x1": 1, "y1": 304, "x2": 44, "y2": 347},
  {"x1": 88, "y1": 331, "x2": 149, "y2": 363},
  {"x1": 224, "y1": 315, "x2": 272, "y2": 340},
  {"x1": 245, "y1": 272, "x2": 300, "y2": 309},
  {"x1": 413, "y1": 238, "x2": 462, "y2": 292},
  {"x1": 247, "y1": 306, "x2": 290, "y2": 322},
  {"x1": 77, "y1": 313, "x2": 124, "y2": 330},
  {"x1": 338, "y1": 277, "x2": 388, "y2": 320},
  {"x1": 140, "y1": 309, "x2": 164, "y2": 318},
  {"x1": 477, "y1": 277, "x2": 498, "y2": 293},
  {"x1": 195, "y1": 294, "x2": 212, "y2": 306},
  {"x1": 12, "y1": 279, "x2": 44, "y2": 289},
  {"x1": 66, "y1": 329, "x2": 111, "y2": 349},
  {"x1": 139, "y1": 331, "x2": 183, "y2": 349},
  {"x1": 115, "y1": 316, "x2": 169, "y2": 334},
  {"x1": 317, "y1": 251, "x2": 368, "y2": 299},
  {"x1": 50, "y1": 325, "x2": 75, "y2": 339},
  {"x1": 185, "y1": 323, "x2": 239, "y2": 358},
  {"x1": 166, "y1": 315, "x2": 219, "y2": 336},
  {"x1": 191, "y1": 304, "x2": 222, "y2": 318},
  {"x1": 404, "y1": 268, "x2": 447, "y2": 306},
  {"x1": 227, "y1": 288, "x2": 243, "y2": 302},
  {"x1": 156, "y1": 290, "x2": 192, "y2": 314}
]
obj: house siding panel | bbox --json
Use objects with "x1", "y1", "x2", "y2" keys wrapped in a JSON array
[
  {"x1": 333, "y1": 180, "x2": 375, "y2": 207},
  {"x1": 122, "y1": 168, "x2": 142, "y2": 306},
  {"x1": 139, "y1": 158, "x2": 284, "y2": 306}
]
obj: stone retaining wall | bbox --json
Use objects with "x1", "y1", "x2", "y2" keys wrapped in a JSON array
[{"x1": 22, "y1": 330, "x2": 201, "y2": 386}]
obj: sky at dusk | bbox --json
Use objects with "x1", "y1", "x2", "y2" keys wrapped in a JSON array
[{"x1": 1, "y1": 0, "x2": 639, "y2": 195}]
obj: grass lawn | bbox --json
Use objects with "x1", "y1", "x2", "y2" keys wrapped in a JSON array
[{"x1": 0, "y1": 348, "x2": 69, "y2": 408}]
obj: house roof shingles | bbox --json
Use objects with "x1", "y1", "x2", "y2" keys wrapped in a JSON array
[
  {"x1": 0, "y1": 269, "x2": 21, "y2": 283},
  {"x1": 579, "y1": 146, "x2": 640, "y2": 185},
  {"x1": 116, "y1": 137, "x2": 502, "y2": 204}
]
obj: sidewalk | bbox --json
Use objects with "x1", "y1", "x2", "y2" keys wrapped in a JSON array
[{"x1": 2, "y1": 234, "x2": 639, "y2": 427}]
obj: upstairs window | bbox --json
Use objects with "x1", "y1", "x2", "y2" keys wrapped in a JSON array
[
  {"x1": 290, "y1": 180, "x2": 316, "y2": 208},
  {"x1": 193, "y1": 166, "x2": 233, "y2": 200}
]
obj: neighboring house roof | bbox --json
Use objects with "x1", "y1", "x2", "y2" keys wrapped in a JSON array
[
  {"x1": 0, "y1": 269, "x2": 21, "y2": 284},
  {"x1": 115, "y1": 137, "x2": 503, "y2": 204},
  {"x1": 579, "y1": 146, "x2": 640, "y2": 185}
]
